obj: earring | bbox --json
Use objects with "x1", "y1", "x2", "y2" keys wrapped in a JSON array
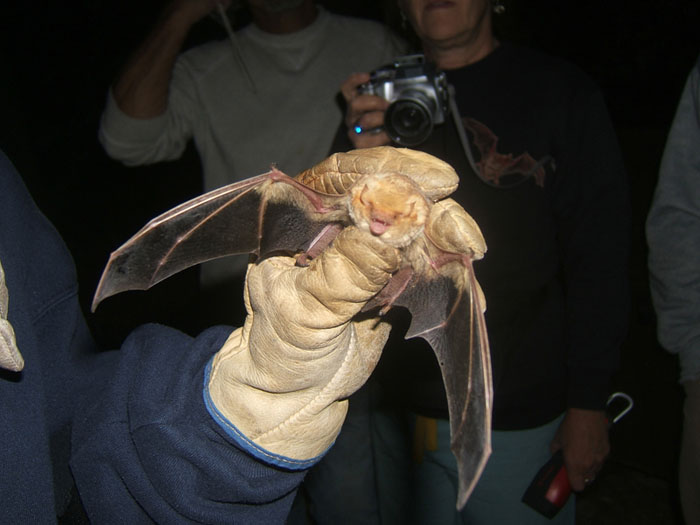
[{"x1": 492, "y1": 0, "x2": 505, "y2": 14}]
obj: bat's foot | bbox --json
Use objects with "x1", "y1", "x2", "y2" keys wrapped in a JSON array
[
  {"x1": 295, "y1": 252, "x2": 311, "y2": 267},
  {"x1": 361, "y1": 267, "x2": 414, "y2": 314}
]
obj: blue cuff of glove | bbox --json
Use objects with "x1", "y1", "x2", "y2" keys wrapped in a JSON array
[{"x1": 203, "y1": 357, "x2": 326, "y2": 471}]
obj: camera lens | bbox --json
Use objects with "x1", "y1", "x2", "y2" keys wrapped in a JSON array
[{"x1": 385, "y1": 91, "x2": 435, "y2": 146}]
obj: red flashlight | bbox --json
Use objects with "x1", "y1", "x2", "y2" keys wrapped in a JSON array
[{"x1": 521, "y1": 392, "x2": 633, "y2": 518}]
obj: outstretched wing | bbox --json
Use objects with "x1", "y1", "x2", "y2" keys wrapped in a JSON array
[
  {"x1": 393, "y1": 256, "x2": 492, "y2": 509},
  {"x1": 92, "y1": 170, "x2": 343, "y2": 311}
]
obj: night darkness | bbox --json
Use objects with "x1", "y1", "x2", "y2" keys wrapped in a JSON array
[{"x1": 1, "y1": 1, "x2": 698, "y2": 523}]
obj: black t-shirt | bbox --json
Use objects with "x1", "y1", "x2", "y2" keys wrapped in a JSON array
[{"x1": 336, "y1": 43, "x2": 630, "y2": 430}]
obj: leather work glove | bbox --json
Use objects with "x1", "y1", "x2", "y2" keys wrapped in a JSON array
[
  {"x1": 0, "y1": 259, "x2": 23, "y2": 372},
  {"x1": 206, "y1": 226, "x2": 400, "y2": 466}
]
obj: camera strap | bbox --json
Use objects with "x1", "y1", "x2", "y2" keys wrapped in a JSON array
[{"x1": 448, "y1": 85, "x2": 482, "y2": 179}]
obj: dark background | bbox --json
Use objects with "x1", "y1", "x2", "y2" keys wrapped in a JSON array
[{"x1": 1, "y1": 1, "x2": 698, "y2": 523}]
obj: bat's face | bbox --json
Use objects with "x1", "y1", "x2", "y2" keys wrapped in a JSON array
[{"x1": 348, "y1": 173, "x2": 430, "y2": 248}]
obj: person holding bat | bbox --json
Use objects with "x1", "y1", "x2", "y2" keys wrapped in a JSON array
[
  {"x1": 320, "y1": 0, "x2": 631, "y2": 523},
  {"x1": 0, "y1": 148, "x2": 408, "y2": 523}
]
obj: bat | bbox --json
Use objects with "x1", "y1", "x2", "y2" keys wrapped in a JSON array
[
  {"x1": 463, "y1": 117, "x2": 548, "y2": 187},
  {"x1": 92, "y1": 146, "x2": 492, "y2": 509}
]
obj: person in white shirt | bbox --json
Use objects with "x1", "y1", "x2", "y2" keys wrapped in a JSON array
[{"x1": 98, "y1": 0, "x2": 405, "y2": 322}]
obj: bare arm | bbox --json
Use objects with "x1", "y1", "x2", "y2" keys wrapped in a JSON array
[{"x1": 112, "y1": 0, "x2": 226, "y2": 118}]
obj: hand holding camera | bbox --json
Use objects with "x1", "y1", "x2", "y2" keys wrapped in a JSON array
[
  {"x1": 341, "y1": 55, "x2": 450, "y2": 149},
  {"x1": 341, "y1": 72, "x2": 393, "y2": 149}
]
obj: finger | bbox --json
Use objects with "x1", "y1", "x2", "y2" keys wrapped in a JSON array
[
  {"x1": 251, "y1": 227, "x2": 400, "y2": 327},
  {"x1": 577, "y1": 471, "x2": 599, "y2": 491},
  {"x1": 563, "y1": 452, "x2": 603, "y2": 492},
  {"x1": 346, "y1": 101, "x2": 391, "y2": 149},
  {"x1": 351, "y1": 109, "x2": 386, "y2": 134},
  {"x1": 346, "y1": 96, "x2": 390, "y2": 127},
  {"x1": 0, "y1": 319, "x2": 24, "y2": 372},
  {"x1": 341, "y1": 72, "x2": 371, "y2": 102},
  {"x1": 572, "y1": 446, "x2": 607, "y2": 475},
  {"x1": 567, "y1": 468, "x2": 588, "y2": 492},
  {"x1": 322, "y1": 227, "x2": 400, "y2": 291},
  {"x1": 427, "y1": 199, "x2": 486, "y2": 259},
  {"x1": 348, "y1": 128, "x2": 391, "y2": 150}
]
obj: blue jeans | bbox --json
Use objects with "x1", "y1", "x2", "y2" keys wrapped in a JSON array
[
  {"x1": 298, "y1": 381, "x2": 575, "y2": 525},
  {"x1": 372, "y1": 407, "x2": 575, "y2": 525}
]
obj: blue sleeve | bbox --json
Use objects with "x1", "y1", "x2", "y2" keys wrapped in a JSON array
[
  {"x1": 1, "y1": 148, "x2": 307, "y2": 523},
  {"x1": 71, "y1": 323, "x2": 305, "y2": 524},
  {"x1": 646, "y1": 55, "x2": 700, "y2": 382},
  {"x1": 0, "y1": 149, "x2": 101, "y2": 521}
]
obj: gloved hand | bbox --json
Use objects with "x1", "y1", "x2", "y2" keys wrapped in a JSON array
[
  {"x1": 0, "y1": 259, "x2": 23, "y2": 372},
  {"x1": 207, "y1": 226, "x2": 401, "y2": 465}
]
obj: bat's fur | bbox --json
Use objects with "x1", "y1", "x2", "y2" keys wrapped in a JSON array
[{"x1": 348, "y1": 173, "x2": 431, "y2": 249}]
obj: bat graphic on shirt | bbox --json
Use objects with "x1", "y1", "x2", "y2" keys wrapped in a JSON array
[
  {"x1": 463, "y1": 117, "x2": 547, "y2": 187},
  {"x1": 91, "y1": 146, "x2": 493, "y2": 509}
]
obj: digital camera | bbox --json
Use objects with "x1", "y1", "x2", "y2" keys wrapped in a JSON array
[{"x1": 359, "y1": 54, "x2": 449, "y2": 146}]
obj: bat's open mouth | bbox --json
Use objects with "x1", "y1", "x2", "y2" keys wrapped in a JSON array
[{"x1": 370, "y1": 219, "x2": 390, "y2": 235}]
